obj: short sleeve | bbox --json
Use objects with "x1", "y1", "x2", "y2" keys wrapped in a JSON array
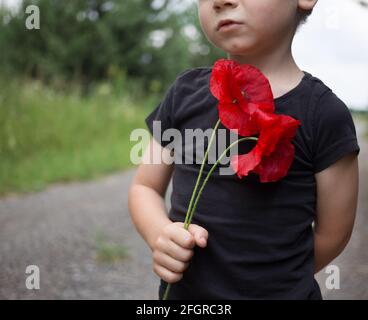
[
  {"x1": 145, "y1": 81, "x2": 176, "y2": 148},
  {"x1": 312, "y1": 90, "x2": 360, "y2": 173}
]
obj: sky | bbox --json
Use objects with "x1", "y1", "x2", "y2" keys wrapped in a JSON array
[
  {"x1": 1, "y1": 0, "x2": 367, "y2": 110},
  {"x1": 293, "y1": 0, "x2": 368, "y2": 110},
  {"x1": 0, "y1": 0, "x2": 19, "y2": 11}
]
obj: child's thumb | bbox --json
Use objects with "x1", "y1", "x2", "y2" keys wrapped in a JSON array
[{"x1": 187, "y1": 224, "x2": 209, "y2": 248}]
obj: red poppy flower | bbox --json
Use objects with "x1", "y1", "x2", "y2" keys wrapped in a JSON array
[
  {"x1": 230, "y1": 109, "x2": 301, "y2": 182},
  {"x1": 210, "y1": 59, "x2": 275, "y2": 136}
]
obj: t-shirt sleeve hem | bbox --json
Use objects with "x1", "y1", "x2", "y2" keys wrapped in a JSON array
[
  {"x1": 313, "y1": 136, "x2": 360, "y2": 173},
  {"x1": 144, "y1": 112, "x2": 173, "y2": 149},
  {"x1": 145, "y1": 112, "x2": 154, "y2": 135}
]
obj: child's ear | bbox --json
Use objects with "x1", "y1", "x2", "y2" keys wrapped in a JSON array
[{"x1": 298, "y1": 0, "x2": 318, "y2": 11}]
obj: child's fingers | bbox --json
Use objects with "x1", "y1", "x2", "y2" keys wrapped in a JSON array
[
  {"x1": 187, "y1": 224, "x2": 209, "y2": 248},
  {"x1": 153, "y1": 264, "x2": 183, "y2": 284},
  {"x1": 153, "y1": 251, "x2": 189, "y2": 274},
  {"x1": 163, "y1": 240, "x2": 194, "y2": 262},
  {"x1": 166, "y1": 225, "x2": 195, "y2": 249}
]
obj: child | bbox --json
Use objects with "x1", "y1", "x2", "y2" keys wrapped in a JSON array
[{"x1": 128, "y1": 0, "x2": 360, "y2": 299}]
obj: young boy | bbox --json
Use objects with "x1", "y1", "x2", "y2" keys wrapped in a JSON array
[{"x1": 128, "y1": 0, "x2": 360, "y2": 299}]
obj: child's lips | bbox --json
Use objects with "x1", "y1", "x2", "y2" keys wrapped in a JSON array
[{"x1": 217, "y1": 20, "x2": 244, "y2": 32}]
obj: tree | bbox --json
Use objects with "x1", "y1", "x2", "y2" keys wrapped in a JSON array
[{"x1": 0, "y1": 0, "x2": 212, "y2": 92}]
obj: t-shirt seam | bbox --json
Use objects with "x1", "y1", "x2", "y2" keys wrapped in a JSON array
[
  {"x1": 172, "y1": 67, "x2": 212, "y2": 127},
  {"x1": 176, "y1": 66, "x2": 211, "y2": 83},
  {"x1": 311, "y1": 86, "x2": 333, "y2": 157},
  {"x1": 171, "y1": 76, "x2": 178, "y2": 129},
  {"x1": 313, "y1": 136, "x2": 359, "y2": 172},
  {"x1": 314, "y1": 135, "x2": 357, "y2": 160}
]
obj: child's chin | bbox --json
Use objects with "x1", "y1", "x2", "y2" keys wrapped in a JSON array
[
  {"x1": 220, "y1": 40, "x2": 258, "y2": 56},
  {"x1": 225, "y1": 46, "x2": 257, "y2": 57}
]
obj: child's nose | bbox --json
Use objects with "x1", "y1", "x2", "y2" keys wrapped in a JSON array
[{"x1": 213, "y1": 0, "x2": 238, "y2": 11}]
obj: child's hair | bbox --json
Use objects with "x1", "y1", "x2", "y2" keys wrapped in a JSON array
[{"x1": 296, "y1": 7, "x2": 313, "y2": 27}]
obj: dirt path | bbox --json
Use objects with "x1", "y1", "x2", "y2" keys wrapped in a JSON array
[{"x1": 0, "y1": 117, "x2": 366, "y2": 300}]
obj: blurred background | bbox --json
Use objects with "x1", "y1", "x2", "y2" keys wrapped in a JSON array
[{"x1": 0, "y1": 0, "x2": 367, "y2": 299}]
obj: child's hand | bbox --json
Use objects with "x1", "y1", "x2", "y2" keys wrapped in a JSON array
[{"x1": 152, "y1": 222, "x2": 209, "y2": 284}]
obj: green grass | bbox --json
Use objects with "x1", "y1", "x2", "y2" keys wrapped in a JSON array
[
  {"x1": 95, "y1": 231, "x2": 129, "y2": 263},
  {"x1": 0, "y1": 78, "x2": 155, "y2": 195},
  {"x1": 361, "y1": 113, "x2": 368, "y2": 139},
  {"x1": 352, "y1": 112, "x2": 368, "y2": 140}
]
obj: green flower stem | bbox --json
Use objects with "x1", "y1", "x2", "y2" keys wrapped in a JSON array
[
  {"x1": 183, "y1": 119, "x2": 221, "y2": 227},
  {"x1": 186, "y1": 136, "x2": 258, "y2": 226},
  {"x1": 163, "y1": 134, "x2": 258, "y2": 300},
  {"x1": 163, "y1": 119, "x2": 221, "y2": 301}
]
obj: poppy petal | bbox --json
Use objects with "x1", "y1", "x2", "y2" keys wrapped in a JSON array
[
  {"x1": 253, "y1": 141, "x2": 296, "y2": 182},
  {"x1": 230, "y1": 145, "x2": 262, "y2": 179},
  {"x1": 218, "y1": 102, "x2": 259, "y2": 137},
  {"x1": 210, "y1": 59, "x2": 276, "y2": 137}
]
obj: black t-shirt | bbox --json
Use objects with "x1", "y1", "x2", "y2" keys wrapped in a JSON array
[{"x1": 144, "y1": 67, "x2": 360, "y2": 300}]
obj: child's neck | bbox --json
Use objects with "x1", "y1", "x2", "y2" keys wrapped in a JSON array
[{"x1": 227, "y1": 43, "x2": 305, "y2": 100}]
